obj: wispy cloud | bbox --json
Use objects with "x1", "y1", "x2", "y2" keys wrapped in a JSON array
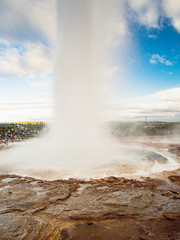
[
  {"x1": 145, "y1": 87, "x2": 180, "y2": 102},
  {"x1": 107, "y1": 87, "x2": 180, "y2": 121},
  {"x1": 0, "y1": 98, "x2": 54, "y2": 122},
  {"x1": 36, "y1": 92, "x2": 54, "y2": 97},
  {"x1": 128, "y1": 0, "x2": 160, "y2": 28},
  {"x1": 168, "y1": 72, "x2": 173, "y2": 75},
  {"x1": 0, "y1": 41, "x2": 53, "y2": 79},
  {"x1": 26, "y1": 79, "x2": 52, "y2": 89},
  {"x1": 149, "y1": 54, "x2": 173, "y2": 66},
  {"x1": 0, "y1": 109, "x2": 53, "y2": 122},
  {"x1": 148, "y1": 34, "x2": 158, "y2": 39},
  {"x1": 0, "y1": 0, "x2": 56, "y2": 43},
  {"x1": 128, "y1": 0, "x2": 180, "y2": 34},
  {"x1": 0, "y1": 1, "x2": 55, "y2": 90},
  {"x1": 0, "y1": 100, "x2": 54, "y2": 110}
]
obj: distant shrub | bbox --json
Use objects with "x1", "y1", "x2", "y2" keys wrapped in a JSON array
[
  {"x1": 0, "y1": 122, "x2": 47, "y2": 140},
  {"x1": 110, "y1": 122, "x2": 180, "y2": 137}
]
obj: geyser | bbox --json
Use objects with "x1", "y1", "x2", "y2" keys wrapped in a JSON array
[
  {"x1": 53, "y1": 0, "x2": 123, "y2": 164},
  {"x1": 0, "y1": 0, "x2": 179, "y2": 180}
]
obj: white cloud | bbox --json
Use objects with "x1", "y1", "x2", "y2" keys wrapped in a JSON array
[
  {"x1": 149, "y1": 54, "x2": 173, "y2": 66},
  {"x1": 22, "y1": 42, "x2": 53, "y2": 76},
  {"x1": 0, "y1": 46, "x2": 26, "y2": 77},
  {"x1": 162, "y1": 0, "x2": 180, "y2": 33},
  {"x1": 0, "y1": 98, "x2": 54, "y2": 122},
  {"x1": 26, "y1": 79, "x2": 52, "y2": 89},
  {"x1": 168, "y1": 72, "x2": 173, "y2": 75},
  {"x1": 0, "y1": 0, "x2": 56, "y2": 43},
  {"x1": 149, "y1": 58, "x2": 157, "y2": 65},
  {"x1": 145, "y1": 87, "x2": 180, "y2": 102},
  {"x1": 128, "y1": 0, "x2": 180, "y2": 34},
  {"x1": 148, "y1": 34, "x2": 158, "y2": 39},
  {"x1": 128, "y1": 0, "x2": 160, "y2": 28},
  {"x1": 107, "y1": 87, "x2": 180, "y2": 121},
  {"x1": 0, "y1": 41, "x2": 53, "y2": 79},
  {"x1": 0, "y1": 97, "x2": 54, "y2": 122},
  {"x1": 0, "y1": 100, "x2": 53, "y2": 110},
  {"x1": 0, "y1": 109, "x2": 53, "y2": 122}
]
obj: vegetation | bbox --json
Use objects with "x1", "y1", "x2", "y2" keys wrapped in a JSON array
[
  {"x1": 0, "y1": 122, "x2": 47, "y2": 140},
  {"x1": 0, "y1": 121, "x2": 179, "y2": 140},
  {"x1": 110, "y1": 122, "x2": 180, "y2": 137}
]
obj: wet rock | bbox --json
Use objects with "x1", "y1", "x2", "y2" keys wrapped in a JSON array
[
  {"x1": 168, "y1": 145, "x2": 180, "y2": 157},
  {"x1": 0, "y1": 174, "x2": 180, "y2": 239},
  {"x1": 168, "y1": 175, "x2": 180, "y2": 185},
  {"x1": 49, "y1": 192, "x2": 70, "y2": 203},
  {"x1": 59, "y1": 218, "x2": 180, "y2": 240}
]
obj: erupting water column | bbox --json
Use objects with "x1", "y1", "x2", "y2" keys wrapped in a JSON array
[{"x1": 53, "y1": 0, "x2": 126, "y2": 166}]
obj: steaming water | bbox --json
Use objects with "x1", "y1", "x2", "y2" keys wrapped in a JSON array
[
  {"x1": 0, "y1": 0, "x2": 179, "y2": 180},
  {"x1": 0, "y1": 139, "x2": 178, "y2": 180}
]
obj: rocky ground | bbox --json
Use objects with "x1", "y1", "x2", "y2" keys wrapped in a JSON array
[{"x1": 0, "y1": 138, "x2": 179, "y2": 240}]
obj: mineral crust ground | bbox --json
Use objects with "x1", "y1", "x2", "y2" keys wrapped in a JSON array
[{"x1": 0, "y1": 141, "x2": 179, "y2": 240}]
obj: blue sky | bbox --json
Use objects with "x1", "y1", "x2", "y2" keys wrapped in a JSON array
[
  {"x1": 0, "y1": 0, "x2": 180, "y2": 122},
  {"x1": 118, "y1": 19, "x2": 180, "y2": 97},
  {"x1": 133, "y1": 21, "x2": 179, "y2": 87}
]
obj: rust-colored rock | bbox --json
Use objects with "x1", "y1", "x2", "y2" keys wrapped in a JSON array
[
  {"x1": 0, "y1": 172, "x2": 180, "y2": 239},
  {"x1": 168, "y1": 175, "x2": 180, "y2": 184}
]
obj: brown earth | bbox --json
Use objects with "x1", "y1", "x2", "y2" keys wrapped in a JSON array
[{"x1": 0, "y1": 139, "x2": 179, "y2": 240}]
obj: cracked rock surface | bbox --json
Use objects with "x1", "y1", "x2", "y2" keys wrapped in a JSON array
[
  {"x1": 0, "y1": 172, "x2": 179, "y2": 240},
  {"x1": 0, "y1": 143, "x2": 179, "y2": 239}
]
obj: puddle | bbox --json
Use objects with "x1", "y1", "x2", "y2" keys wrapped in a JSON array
[{"x1": 1, "y1": 178, "x2": 17, "y2": 183}]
